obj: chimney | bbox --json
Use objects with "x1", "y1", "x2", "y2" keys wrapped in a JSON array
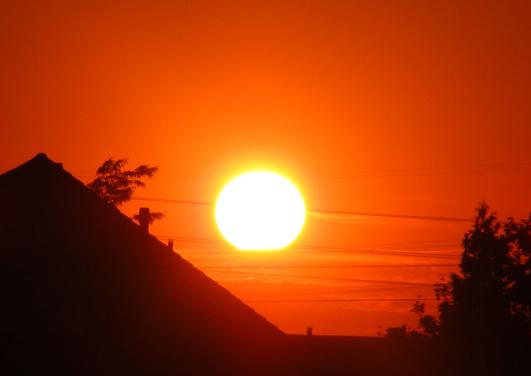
[
  {"x1": 168, "y1": 239, "x2": 174, "y2": 250},
  {"x1": 306, "y1": 327, "x2": 313, "y2": 336},
  {"x1": 138, "y1": 207, "x2": 150, "y2": 233}
]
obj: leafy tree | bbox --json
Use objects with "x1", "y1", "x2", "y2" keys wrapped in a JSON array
[
  {"x1": 87, "y1": 158, "x2": 164, "y2": 223},
  {"x1": 407, "y1": 202, "x2": 530, "y2": 373},
  {"x1": 414, "y1": 203, "x2": 530, "y2": 340},
  {"x1": 411, "y1": 301, "x2": 438, "y2": 337},
  {"x1": 87, "y1": 158, "x2": 158, "y2": 205}
]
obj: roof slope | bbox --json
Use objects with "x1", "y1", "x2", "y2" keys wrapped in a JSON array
[{"x1": 0, "y1": 154, "x2": 284, "y2": 374}]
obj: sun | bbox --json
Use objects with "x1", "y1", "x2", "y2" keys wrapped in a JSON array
[{"x1": 215, "y1": 171, "x2": 306, "y2": 251}]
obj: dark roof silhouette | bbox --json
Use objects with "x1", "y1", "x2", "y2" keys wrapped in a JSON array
[{"x1": 0, "y1": 153, "x2": 285, "y2": 374}]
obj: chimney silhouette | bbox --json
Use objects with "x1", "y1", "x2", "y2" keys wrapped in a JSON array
[
  {"x1": 168, "y1": 239, "x2": 174, "y2": 250},
  {"x1": 138, "y1": 207, "x2": 150, "y2": 233},
  {"x1": 307, "y1": 327, "x2": 313, "y2": 336}
]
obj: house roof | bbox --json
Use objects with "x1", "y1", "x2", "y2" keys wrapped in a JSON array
[{"x1": 0, "y1": 153, "x2": 284, "y2": 373}]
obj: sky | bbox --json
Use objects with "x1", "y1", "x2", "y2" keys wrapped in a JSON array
[{"x1": 1, "y1": 0, "x2": 530, "y2": 336}]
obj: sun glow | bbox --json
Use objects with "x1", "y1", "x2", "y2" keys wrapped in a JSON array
[{"x1": 215, "y1": 171, "x2": 306, "y2": 251}]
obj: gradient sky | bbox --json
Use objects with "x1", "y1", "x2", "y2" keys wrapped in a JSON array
[{"x1": 1, "y1": 0, "x2": 530, "y2": 335}]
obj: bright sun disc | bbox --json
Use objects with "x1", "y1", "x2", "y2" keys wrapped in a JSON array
[{"x1": 215, "y1": 171, "x2": 306, "y2": 251}]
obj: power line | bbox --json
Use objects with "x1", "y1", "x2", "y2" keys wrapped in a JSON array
[
  {"x1": 213, "y1": 276, "x2": 436, "y2": 294},
  {"x1": 157, "y1": 234, "x2": 457, "y2": 249},
  {"x1": 157, "y1": 235, "x2": 461, "y2": 256},
  {"x1": 73, "y1": 162, "x2": 531, "y2": 180},
  {"x1": 307, "y1": 166, "x2": 531, "y2": 179},
  {"x1": 176, "y1": 249, "x2": 461, "y2": 260},
  {"x1": 329, "y1": 238, "x2": 460, "y2": 249},
  {"x1": 132, "y1": 196, "x2": 473, "y2": 223},
  {"x1": 173, "y1": 244, "x2": 461, "y2": 259},
  {"x1": 176, "y1": 250, "x2": 459, "y2": 259},
  {"x1": 133, "y1": 197, "x2": 211, "y2": 206},
  {"x1": 305, "y1": 162, "x2": 531, "y2": 174},
  {"x1": 309, "y1": 209, "x2": 472, "y2": 223},
  {"x1": 152, "y1": 234, "x2": 462, "y2": 264},
  {"x1": 156, "y1": 235, "x2": 460, "y2": 248},
  {"x1": 326, "y1": 285, "x2": 434, "y2": 293},
  {"x1": 153, "y1": 234, "x2": 460, "y2": 250},
  {"x1": 297, "y1": 245, "x2": 460, "y2": 259},
  {"x1": 198, "y1": 264, "x2": 457, "y2": 269},
  {"x1": 244, "y1": 298, "x2": 438, "y2": 303},
  {"x1": 205, "y1": 269, "x2": 435, "y2": 286}
]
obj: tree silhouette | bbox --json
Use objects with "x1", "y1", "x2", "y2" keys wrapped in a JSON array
[
  {"x1": 414, "y1": 203, "x2": 530, "y2": 339},
  {"x1": 87, "y1": 158, "x2": 164, "y2": 223},
  {"x1": 87, "y1": 159, "x2": 158, "y2": 206},
  {"x1": 408, "y1": 202, "x2": 530, "y2": 373}
]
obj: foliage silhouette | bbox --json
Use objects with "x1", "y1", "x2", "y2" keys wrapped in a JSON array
[
  {"x1": 87, "y1": 158, "x2": 164, "y2": 223},
  {"x1": 390, "y1": 202, "x2": 530, "y2": 374},
  {"x1": 415, "y1": 202, "x2": 530, "y2": 339},
  {"x1": 87, "y1": 158, "x2": 158, "y2": 205}
]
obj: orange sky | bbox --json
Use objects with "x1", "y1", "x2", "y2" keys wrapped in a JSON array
[{"x1": 1, "y1": 0, "x2": 530, "y2": 336}]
